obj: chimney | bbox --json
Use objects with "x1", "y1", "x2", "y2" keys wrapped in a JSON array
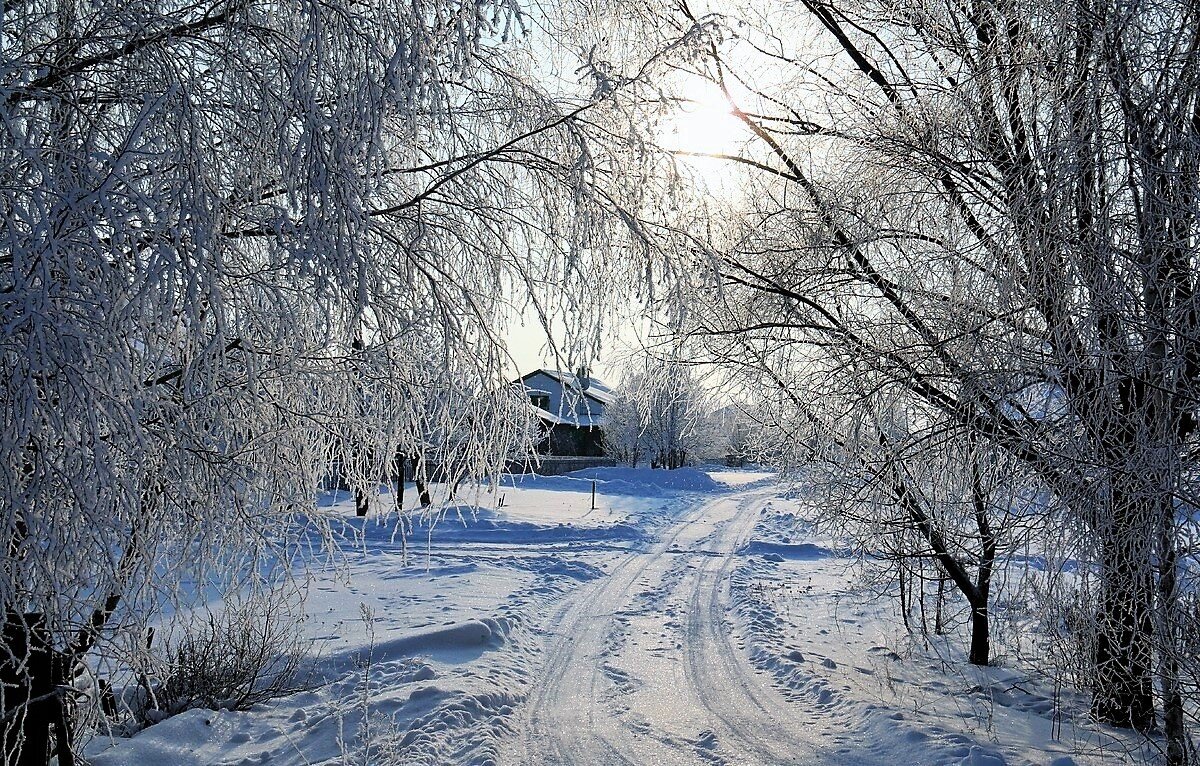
[{"x1": 576, "y1": 365, "x2": 591, "y2": 390}]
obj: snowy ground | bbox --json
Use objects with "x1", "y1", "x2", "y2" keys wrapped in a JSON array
[{"x1": 86, "y1": 468, "x2": 1160, "y2": 765}]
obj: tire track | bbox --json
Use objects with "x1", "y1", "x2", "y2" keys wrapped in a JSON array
[
  {"x1": 507, "y1": 483, "x2": 851, "y2": 766},
  {"x1": 509, "y1": 496, "x2": 712, "y2": 765},
  {"x1": 680, "y1": 491, "x2": 827, "y2": 764}
]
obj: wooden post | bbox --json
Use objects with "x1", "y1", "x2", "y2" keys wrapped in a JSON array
[{"x1": 591, "y1": 480, "x2": 596, "y2": 511}]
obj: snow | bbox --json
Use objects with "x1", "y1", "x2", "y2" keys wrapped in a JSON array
[
  {"x1": 726, "y1": 496, "x2": 1161, "y2": 766},
  {"x1": 86, "y1": 468, "x2": 1164, "y2": 766},
  {"x1": 531, "y1": 368, "x2": 616, "y2": 406},
  {"x1": 530, "y1": 465, "x2": 725, "y2": 493},
  {"x1": 530, "y1": 408, "x2": 606, "y2": 427}
]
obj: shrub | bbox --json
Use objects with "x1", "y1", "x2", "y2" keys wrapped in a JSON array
[{"x1": 144, "y1": 596, "x2": 307, "y2": 721}]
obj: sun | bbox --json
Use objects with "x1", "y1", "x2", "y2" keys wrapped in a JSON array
[{"x1": 658, "y1": 78, "x2": 750, "y2": 188}]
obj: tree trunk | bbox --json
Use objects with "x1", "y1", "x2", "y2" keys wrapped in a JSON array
[
  {"x1": 917, "y1": 562, "x2": 929, "y2": 636},
  {"x1": 2, "y1": 612, "x2": 56, "y2": 766},
  {"x1": 968, "y1": 601, "x2": 989, "y2": 666},
  {"x1": 898, "y1": 563, "x2": 911, "y2": 632},
  {"x1": 886, "y1": 450, "x2": 991, "y2": 666},
  {"x1": 934, "y1": 574, "x2": 947, "y2": 636},
  {"x1": 395, "y1": 456, "x2": 405, "y2": 512},
  {"x1": 1157, "y1": 498, "x2": 1189, "y2": 765},
  {"x1": 968, "y1": 445, "x2": 994, "y2": 667},
  {"x1": 53, "y1": 694, "x2": 76, "y2": 766},
  {"x1": 1093, "y1": 530, "x2": 1156, "y2": 731},
  {"x1": 411, "y1": 457, "x2": 432, "y2": 507}
]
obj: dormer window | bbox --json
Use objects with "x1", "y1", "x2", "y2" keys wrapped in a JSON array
[{"x1": 530, "y1": 393, "x2": 550, "y2": 411}]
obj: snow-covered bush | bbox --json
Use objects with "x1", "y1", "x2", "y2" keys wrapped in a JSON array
[{"x1": 143, "y1": 597, "x2": 308, "y2": 722}]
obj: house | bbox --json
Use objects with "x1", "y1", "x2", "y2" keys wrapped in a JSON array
[{"x1": 516, "y1": 368, "x2": 615, "y2": 456}]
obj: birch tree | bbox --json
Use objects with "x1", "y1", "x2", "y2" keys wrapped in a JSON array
[
  {"x1": 594, "y1": 0, "x2": 1200, "y2": 752},
  {"x1": 0, "y1": 0, "x2": 671, "y2": 760},
  {"x1": 605, "y1": 356, "x2": 718, "y2": 469}
]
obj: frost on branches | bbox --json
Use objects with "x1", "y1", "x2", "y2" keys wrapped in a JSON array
[
  {"x1": 605, "y1": 356, "x2": 722, "y2": 469},
  {"x1": 592, "y1": 0, "x2": 1200, "y2": 758},
  {"x1": 0, "y1": 0, "x2": 646, "y2": 761}
]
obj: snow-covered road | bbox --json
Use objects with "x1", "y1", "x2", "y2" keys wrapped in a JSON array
[
  {"x1": 86, "y1": 468, "x2": 1143, "y2": 766},
  {"x1": 508, "y1": 484, "x2": 855, "y2": 766}
]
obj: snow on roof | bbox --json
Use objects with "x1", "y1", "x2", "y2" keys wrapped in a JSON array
[
  {"x1": 528, "y1": 402, "x2": 606, "y2": 428},
  {"x1": 580, "y1": 383, "x2": 615, "y2": 406},
  {"x1": 522, "y1": 368, "x2": 615, "y2": 406}
]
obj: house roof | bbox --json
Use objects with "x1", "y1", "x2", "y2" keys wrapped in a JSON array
[
  {"x1": 530, "y1": 406, "x2": 605, "y2": 428},
  {"x1": 517, "y1": 368, "x2": 615, "y2": 407}
]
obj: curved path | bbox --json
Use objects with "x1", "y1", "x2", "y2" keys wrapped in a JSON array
[{"x1": 504, "y1": 485, "x2": 851, "y2": 766}]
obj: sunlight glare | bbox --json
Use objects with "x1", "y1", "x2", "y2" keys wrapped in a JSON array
[{"x1": 659, "y1": 80, "x2": 749, "y2": 192}]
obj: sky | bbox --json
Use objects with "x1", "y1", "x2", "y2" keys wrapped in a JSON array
[
  {"x1": 498, "y1": 18, "x2": 759, "y2": 389},
  {"x1": 503, "y1": 300, "x2": 649, "y2": 386}
]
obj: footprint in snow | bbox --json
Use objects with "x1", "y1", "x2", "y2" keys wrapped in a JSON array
[{"x1": 691, "y1": 729, "x2": 726, "y2": 764}]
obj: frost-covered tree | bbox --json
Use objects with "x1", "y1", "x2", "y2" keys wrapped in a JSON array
[
  {"x1": 604, "y1": 385, "x2": 650, "y2": 468},
  {"x1": 590, "y1": 0, "x2": 1200, "y2": 752},
  {"x1": 0, "y1": 0, "x2": 669, "y2": 760},
  {"x1": 605, "y1": 356, "x2": 719, "y2": 469},
  {"x1": 744, "y1": 373, "x2": 1041, "y2": 666}
]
